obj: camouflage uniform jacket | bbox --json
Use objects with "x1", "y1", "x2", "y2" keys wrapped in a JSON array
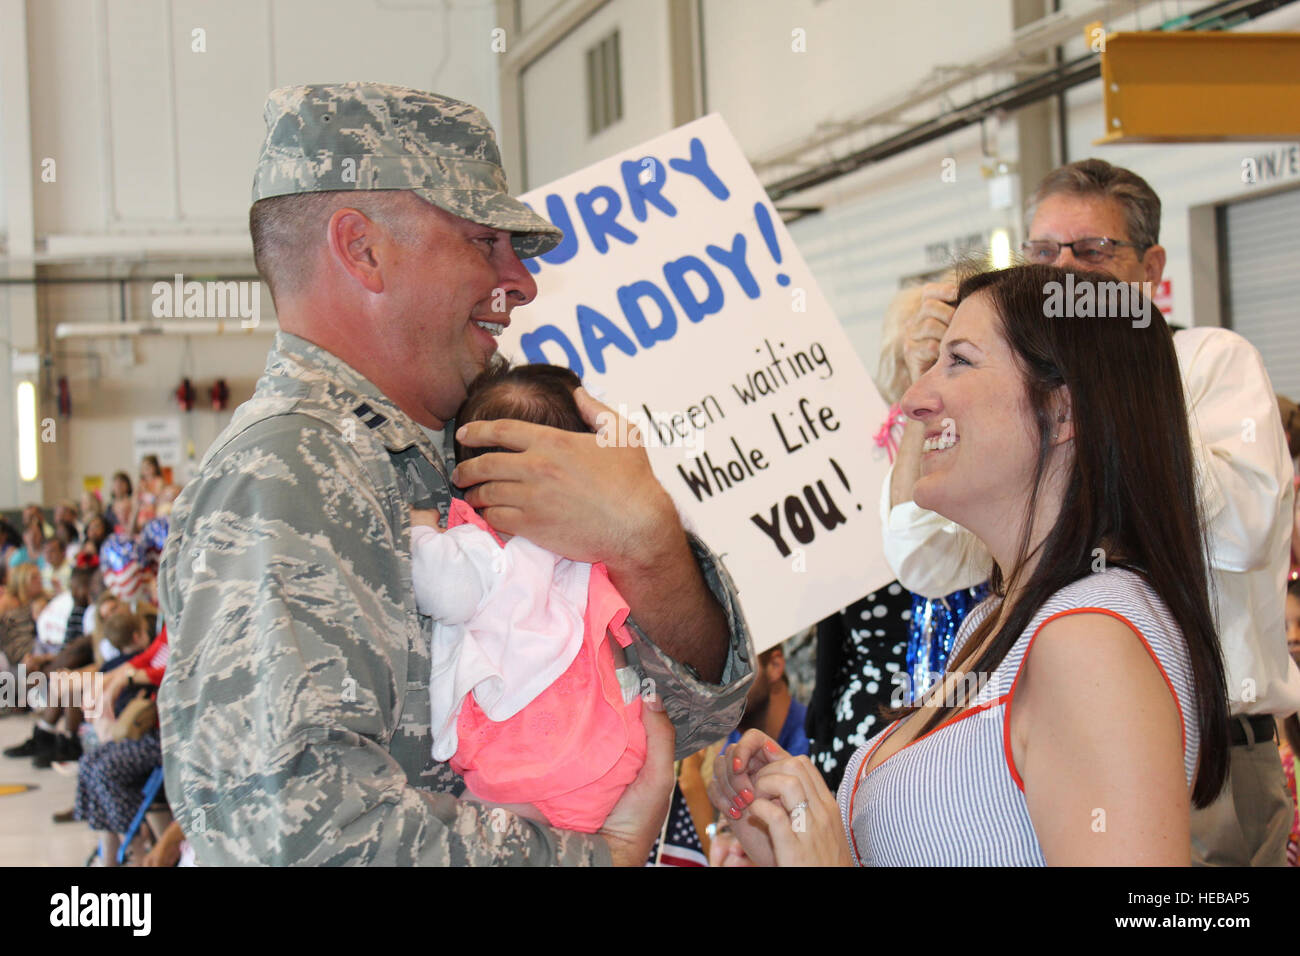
[{"x1": 157, "y1": 332, "x2": 754, "y2": 865}]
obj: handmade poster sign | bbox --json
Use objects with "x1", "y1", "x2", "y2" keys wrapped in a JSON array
[{"x1": 499, "y1": 114, "x2": 894, "y2": 652}]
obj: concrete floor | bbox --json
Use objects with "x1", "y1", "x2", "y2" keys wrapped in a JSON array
[{"x1": 0, "y1": 714, "x2": 100, "y2": 866}]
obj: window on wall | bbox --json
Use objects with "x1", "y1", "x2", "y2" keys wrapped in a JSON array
[{"x1": 585, "y1": 30, "x2": 622, "y2": 137}]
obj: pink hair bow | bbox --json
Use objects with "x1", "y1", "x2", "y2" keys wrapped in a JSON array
[{"x1": 874, "y1": 403, "x2": 907, "y2": 464}]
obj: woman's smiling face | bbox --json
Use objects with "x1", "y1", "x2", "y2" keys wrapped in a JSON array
[{"x1": 900, "y1": 290, "x2": 1045, "y2": 540}]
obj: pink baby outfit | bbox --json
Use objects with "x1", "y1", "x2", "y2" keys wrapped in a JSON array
[{"x1": 411, "y1": 498, "x2": 646, "y2": 833}]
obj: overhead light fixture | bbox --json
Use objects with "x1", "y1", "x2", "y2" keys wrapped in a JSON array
[
  {"x1": 17, "y1": 381, "x2": 38, "y2": 482},
  {"x1": 990, "y1": 229, "x2": 1012, "y2": 270}
]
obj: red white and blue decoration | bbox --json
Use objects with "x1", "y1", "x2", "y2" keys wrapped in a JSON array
[{"x1": 99, "y1": 533, "x2": 147, "y2": 601}]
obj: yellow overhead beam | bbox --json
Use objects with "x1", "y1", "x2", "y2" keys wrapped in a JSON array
[{"x1": 1095, "y1": 31, "x2": 1300, "y2": 144}]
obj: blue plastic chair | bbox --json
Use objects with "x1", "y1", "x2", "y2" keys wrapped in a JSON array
[{"x1": 117, "y1": 766, "x2": 166, "y2": 865}]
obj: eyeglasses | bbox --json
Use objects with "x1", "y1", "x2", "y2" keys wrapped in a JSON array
[{"x1": 1020, "y1": 237, "x2": 1146, "y2": 265}]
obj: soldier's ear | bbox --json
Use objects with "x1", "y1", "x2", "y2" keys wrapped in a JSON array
[{"x1": 328, "y1": 207, "x2": 386, "y2": 294}]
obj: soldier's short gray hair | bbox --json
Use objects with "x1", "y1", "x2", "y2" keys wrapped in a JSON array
[
  {"x1": 249, "y1": 190, "x2": 423, "y2": 301},
  {"x1": 1027, "y1": 159, "x2": 1162, "y2": 251}
]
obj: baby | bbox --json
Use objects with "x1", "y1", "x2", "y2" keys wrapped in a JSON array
[{"x1": 409, "y1": 361, "x2": 646, "y2": 833}]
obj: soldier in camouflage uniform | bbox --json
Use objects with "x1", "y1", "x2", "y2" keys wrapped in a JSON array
[{"x1": 157, "y1": 83, "x2": 754, "y2": 865}]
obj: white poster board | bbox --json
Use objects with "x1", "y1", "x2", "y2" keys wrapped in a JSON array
[
  {"x1": 132, "y1": 417, "x2": 182, "y2": 469},
  {"x1": 500, "y1": 114, "x2": 894, "y2": 652}
]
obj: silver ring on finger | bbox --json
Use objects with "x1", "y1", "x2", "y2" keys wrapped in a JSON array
[{"x1": 789, "y1": 800, "x2": 809, "y2": 816}]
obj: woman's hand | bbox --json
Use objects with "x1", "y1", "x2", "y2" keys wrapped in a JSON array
[
  {"x1": 705, "y1": 729, "x2": 789, "y2": 866},
  {"x1": 903, "y1": 282, "x2": 957, "y2": 385},
  {"x1": 747, "y1": 755, "x2": 854, "y2": 866},
  {"x1": 708, "y1": 729, "x2": 852, "y2": 866}
]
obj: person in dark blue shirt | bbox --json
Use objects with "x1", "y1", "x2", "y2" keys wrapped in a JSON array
[{"x1": 726, "y1": 645, "x2": 809, "y2": 756}]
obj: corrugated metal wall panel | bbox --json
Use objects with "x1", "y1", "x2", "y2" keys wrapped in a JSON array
[{"x1": 1224, "y1": 185, "x2": 1300, "y2": 400}]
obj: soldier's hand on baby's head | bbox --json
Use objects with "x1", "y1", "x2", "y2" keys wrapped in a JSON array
[
  {"x1": 452, "y1": 387, "x2": 679, "y2": 571},
  {"x1": 409, "y1": 507, "x2": 443, "y2": 530}
]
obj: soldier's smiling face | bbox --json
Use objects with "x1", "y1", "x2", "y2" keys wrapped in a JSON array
[{"x1": 384, "y1": 199, "x2": 538, "y2": 426}]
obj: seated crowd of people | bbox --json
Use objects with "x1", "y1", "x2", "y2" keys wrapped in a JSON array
[{"x1": 0, "y1": 456, "x2": 188, "y2": 866}]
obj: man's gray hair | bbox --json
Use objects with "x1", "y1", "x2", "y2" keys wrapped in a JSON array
[
  {"x1": 1027, "y1": 158, "x2": 1161, "y2": 251},
  {"x1": 249, "y1": 190, "x2": 424, "y2": 301}
]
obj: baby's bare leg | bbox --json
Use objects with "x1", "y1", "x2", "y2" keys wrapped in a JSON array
[
  {"x1": 409, "y1": 506, "x2": 443, "y2": 530},
  {"x1": 463, "y1": 785, "x2": 549, "y2": 827}
]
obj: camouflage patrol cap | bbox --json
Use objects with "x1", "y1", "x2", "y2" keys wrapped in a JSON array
[{"x1": 252, "y1": 82, "x2": 561, "y2": 259}]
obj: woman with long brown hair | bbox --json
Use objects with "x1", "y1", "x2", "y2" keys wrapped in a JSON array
[{"x1": 710, "y1": 264, "x2": 1230, "y2": 865}]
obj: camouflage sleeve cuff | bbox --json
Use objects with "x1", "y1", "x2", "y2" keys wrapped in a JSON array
[
  {"x1": 414, "y1": 790, "x2": 614, "y2": 866},
  {"x1": 624, "y1": 532, "x2": 754, "y2": 760}
]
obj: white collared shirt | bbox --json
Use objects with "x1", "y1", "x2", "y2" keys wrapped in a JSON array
[{"x1": 880, "y1": 326, "x2": 1300, "y2": 717}]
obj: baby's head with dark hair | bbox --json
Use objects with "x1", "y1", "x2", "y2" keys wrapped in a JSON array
[{"x1": 453, "y1": 359, "x2": 589, "y2": 464}]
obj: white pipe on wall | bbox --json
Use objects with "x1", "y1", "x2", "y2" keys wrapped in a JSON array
[
  {"x1": 38, "y1": 232, "x2": 252, "y2": 260},
  {"x1": 55, "y1": 320, "x2": 277, "y2": 339}
]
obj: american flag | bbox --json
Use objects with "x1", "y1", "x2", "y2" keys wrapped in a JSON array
[
  {"x1": 645, "y1": 783, "x2": 708, "y2": 867},
  {"x1": 139, "y1": 517, "x2": 168, "y2": 570},
  {"x1": 100, "y1": 533, "x2": 146, "y2": 601}
]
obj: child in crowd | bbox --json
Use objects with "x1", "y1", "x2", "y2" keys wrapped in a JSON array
[
  {"x1": 42, "y1": 538, "x2": 69, "y2": 595},
  {"x1": 88, "y1": 609, "x2": 155, "y2": 743},
  {"x1": 408, "y1": 361, "x2": 646, "y2": 833},
  {"x1": 47, "y1": 606, "x2": 150, "y2": 828}
]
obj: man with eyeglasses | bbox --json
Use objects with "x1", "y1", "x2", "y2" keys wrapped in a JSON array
[{"x1": 884, "y1": 158, "x2": 1300, "y2": 867}]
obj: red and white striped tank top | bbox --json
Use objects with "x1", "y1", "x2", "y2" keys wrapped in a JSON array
[{"x1": 836, "y1": 568, "x2": 1200, "y2": 866}]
